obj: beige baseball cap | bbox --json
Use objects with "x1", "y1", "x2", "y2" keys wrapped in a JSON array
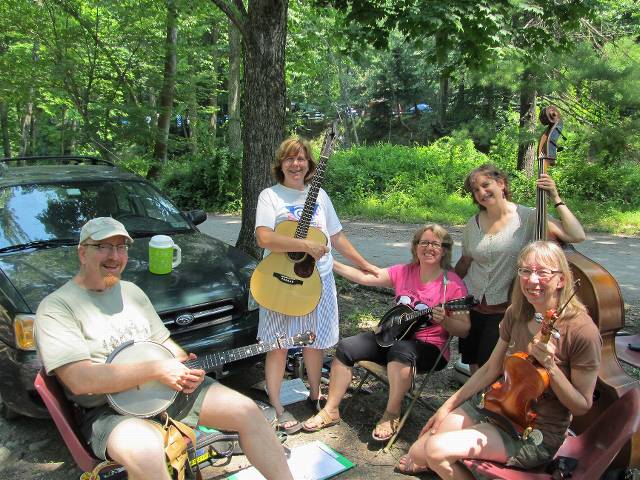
[{"x1": 79, "y1": 217, "x2": 133, "y2": 244}]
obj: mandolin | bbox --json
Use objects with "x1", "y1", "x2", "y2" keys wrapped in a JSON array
[
  {"x1": 250, "y1": 125, "x2": 338, "y2": 316},
  {"x1": 106, "y1": 331, "x2": 315, "y2": 418},
  {"x1": 374, "y1": 296, "x2": 477, "y2": 347}
]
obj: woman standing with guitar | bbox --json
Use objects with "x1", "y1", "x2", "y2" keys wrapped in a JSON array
[
  {"x1": 255, "y1": 137, "x2": 378, "y2": 434},
  {"x1": 396, "y1": 241, "x2": 601, "y2": 478},
  {"x1": 455, "y1": 164, "x2": 585, "y2": 374},
  {"x1": 302, "y1": 224, "x2": 470, "y2": 441}
]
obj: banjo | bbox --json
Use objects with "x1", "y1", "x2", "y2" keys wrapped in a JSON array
[{"x1": 106, "y1": 331, "x2": 315, "y2": 418}]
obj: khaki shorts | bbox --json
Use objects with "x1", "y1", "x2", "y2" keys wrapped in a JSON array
[
  {"x1": 460, "y1": 398, "x2": 557, "y2": 477},
  {"x1": 79, "y1": 376, "x2": 216, "y2": 460}
]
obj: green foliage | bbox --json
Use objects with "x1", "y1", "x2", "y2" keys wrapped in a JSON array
[
  {"x1": 325, "y1": 136, "x2": 485, "y2": 224},
  {"x1": 155, "y1": 146, "x2": 242, "y2": 212},
  {"x1": 325, "y1": 133, "x2": 640, "y2": 234}
]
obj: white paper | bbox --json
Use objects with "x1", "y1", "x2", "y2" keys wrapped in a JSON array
[{"x1": 227, "y1": 440, "x2": 353, "y2": 480}]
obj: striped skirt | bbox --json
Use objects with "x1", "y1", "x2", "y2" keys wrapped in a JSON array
[{"x1": 257, "y1": 272, "x2": 339, "y2": 349}]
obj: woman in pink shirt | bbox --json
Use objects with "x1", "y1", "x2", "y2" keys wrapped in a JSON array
[{"x1": 302, "y1": 224, "x2": 470, "y2": 441}]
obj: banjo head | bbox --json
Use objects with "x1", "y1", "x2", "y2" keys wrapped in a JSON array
[{"x1": 106, "y1": 340, "x2": 178, "y2": 418}]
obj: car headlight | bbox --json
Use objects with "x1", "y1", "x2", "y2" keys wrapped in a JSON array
[
  {"x1": 247, "y1": 291, "x2": 259, "y2": 312},
  {"x1": 14, "y1": 314, "x2": 36, "y2": 350}
]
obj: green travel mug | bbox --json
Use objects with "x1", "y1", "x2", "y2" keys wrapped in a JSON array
[{"x1": 149, "y1": 235, "x2": 182, "y2": 274}]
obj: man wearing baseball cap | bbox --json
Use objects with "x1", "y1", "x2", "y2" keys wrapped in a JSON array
[{"x1": 35, "y1": 217, "x2": 292, "y2": 480}]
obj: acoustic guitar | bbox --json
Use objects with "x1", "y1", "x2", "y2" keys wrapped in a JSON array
[
  {"x1": 106, "y1": 331, "x2": 315, "y2": 418},
  {"x1": 250, "y1": 125, "x2": 338, "y2": 316},
  {"x1": 374, "y1": 295, "x2": 477, "y2": 347}
]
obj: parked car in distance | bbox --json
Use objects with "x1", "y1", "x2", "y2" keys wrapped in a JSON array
[
  {"x1": 407, "y1": 103, "x2": 432, "y2": 114},
  {"x1": 0, "y1": 156, "x2": 259, "y2": 419}
]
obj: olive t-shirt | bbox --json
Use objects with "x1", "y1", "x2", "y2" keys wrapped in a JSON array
[
  {"x1": 498, "y1": 306, "x2": 602, "y2": 448},
  {"x1": 34, "y1": 280, "x2": 170, "y2": 407}
]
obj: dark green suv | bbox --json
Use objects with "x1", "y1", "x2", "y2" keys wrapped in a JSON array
[{"x1": 0, "y1": 157, "x2": 259, "y2": 418}]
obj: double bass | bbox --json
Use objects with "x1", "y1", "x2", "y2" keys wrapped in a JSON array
[{"x1": 537, "y1": 106, "x2": 639, "y2": 468}]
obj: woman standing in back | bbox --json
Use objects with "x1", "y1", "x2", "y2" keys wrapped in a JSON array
[
  {"x1": 455, "y1": 164, "x2": 585, "y2": 374},
  {"x1": 254, "y1": 137, "x2": 378, "y2": 434}
]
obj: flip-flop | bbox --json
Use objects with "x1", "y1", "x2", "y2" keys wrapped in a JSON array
[
  {"x1": 302, "y1": 408, "x2": 340, "y2": 432},
  {"x1": 274, "y1": 409, "x2": 302, "y2": 434},
  {"x1": 395, "y1": 454, "x2": 431, "y2": 475},
  {"x1": 372, "y1": 410, "x2": 400, "y2": 442}
]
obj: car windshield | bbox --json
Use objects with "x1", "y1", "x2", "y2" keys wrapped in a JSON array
[{"x1": 0, "y1": 179, "x2": 191, "y2": 249}]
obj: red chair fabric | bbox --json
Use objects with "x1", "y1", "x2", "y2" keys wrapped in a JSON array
[
  {"x1": 34, "y1": 369, "x2": 100, "y2": 472},
  {"x1": 462, "y1": 387, "x2": 640, "y2": 480}
]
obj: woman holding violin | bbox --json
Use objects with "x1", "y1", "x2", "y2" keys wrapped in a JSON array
[
  {"x1": 397, "y1": 241, "x2": 602, "y2": 478},
  {"x1": 455, "y1": 163, "x2": 586, "y2": 373}
]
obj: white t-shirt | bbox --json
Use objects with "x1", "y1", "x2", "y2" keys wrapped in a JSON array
[
  {"x1": 35, "y1": 280, "x2": 170, "y2": 407},
  {"x1": 255, "y1": 183, "x2": 342, "y2": 277}
]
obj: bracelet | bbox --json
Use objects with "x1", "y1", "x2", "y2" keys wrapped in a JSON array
[{"x1": 553, "y1": 201, "x2": 565, "y2": 208}]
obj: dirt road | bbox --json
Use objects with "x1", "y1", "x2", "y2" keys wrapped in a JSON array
[{"x1": 199, "y1": 214, "x2": 640, "y2": 310}]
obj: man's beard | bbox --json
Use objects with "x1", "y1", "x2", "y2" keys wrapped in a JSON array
[{"x1": 103, "y1": 273, "x2": 120, "y2": 288}]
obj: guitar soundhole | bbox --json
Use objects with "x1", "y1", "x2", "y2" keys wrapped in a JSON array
[
  {"x1": 288, "y1": 252, "x2": 305, "y2": 262},
  {"x1": 293, "y1": 254, "x2": 316, "y2": 278}
]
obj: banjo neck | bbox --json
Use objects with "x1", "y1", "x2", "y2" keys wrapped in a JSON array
[{"x1": 184, "y1": 336, "x2": 297, "y2": 372}]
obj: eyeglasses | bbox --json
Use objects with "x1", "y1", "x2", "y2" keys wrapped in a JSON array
[
  {"x1": 517, "y1": 267, "x2": 561, "y2": 280},
  {"x1": 84, "y1": 243, "x2": 130, "y2": 255},
  {"x1": 417, "y1": 240, "x2": 446, "y2": 250},
  {"x1": 282, "y1": 156, "x2": 308, "y2": 165}
]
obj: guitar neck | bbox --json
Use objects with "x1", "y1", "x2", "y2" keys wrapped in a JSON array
[
  {"x1": 294, "y1": 155, "x2": 328, "y2": 240},
  {"x1": 185, "y1": 338, "x2": 291, "y2": 372},
  {"x1": 293, "y1": 126, "x2": 335, "y2": 240}
]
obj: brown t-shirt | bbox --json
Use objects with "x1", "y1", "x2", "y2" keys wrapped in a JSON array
[{"x1": 498, "y1": 307, "x2": 602, "y2": 449}]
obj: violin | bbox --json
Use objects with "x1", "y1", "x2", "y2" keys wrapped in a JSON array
[{"x1": 481, "y1": 309, "x2": 560, "y2": 442}]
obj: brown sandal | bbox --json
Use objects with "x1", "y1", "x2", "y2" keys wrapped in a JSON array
[
  {"x1": 302, "y1": 408, "x2": 340, "y2": 432},
  {"x1": 372, "y1": 410, "x2": 400, "y2": 441}
]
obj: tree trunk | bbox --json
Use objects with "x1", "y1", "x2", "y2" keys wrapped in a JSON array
[
  {"x1": 208, "y1": 24, "x2": 220, "y2": 140},
  {"x1": 236, "y1": 0, "x2": 288, "y2": 258},
  {"x1": 30, "y1": 109, "x2": 37, "y2": 155},
  {"x1": 151, "y1": 0, "x2": 178, "y2": 175},
  {"x1": 437, "y1": 70, "x2": 449, "y2": 131},
  {"x1": 0, "y1": 101, "x2": 10, "y2": 157},
  {"x1": 19, "y1": 91, "x2": 34, "y2": 156},
  {"x1": 517, "y1": 69, "x2": 537, "y2": 176},
  {"x1": 227, "y1": 20, "x2": 242, "y2": 161},
  {"x1": 336, "y1": 56, "x2": 359, "y2": 147}
]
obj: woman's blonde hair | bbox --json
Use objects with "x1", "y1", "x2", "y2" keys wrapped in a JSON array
[
  {"x1": 464, "y1": 163, "x2": 512, "y2": 211},
  {"x1": 271, "y1": 137, "x2": 316, "y2": 185},
  {"x1": 410, "y1": 224, "x2": 453, "y2": 269},
  {"x1": 510, "y1": 241, "x2": 585, "y2": 323}
]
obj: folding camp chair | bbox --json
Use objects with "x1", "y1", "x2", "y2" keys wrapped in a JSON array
[
  {"x1": 346, "y1": 335, "x2": 453, "y2": 451},
  {"x1": 462, "y1": 387, "x2": 640, "y2": 480},
  {"x1": 34, "y1": 369, "x2": 242, "y2": 478}
]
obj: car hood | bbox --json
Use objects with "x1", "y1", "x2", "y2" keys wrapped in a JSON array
[{"x1": 0, "y1": 231, "x2": 256, "y2": 313}]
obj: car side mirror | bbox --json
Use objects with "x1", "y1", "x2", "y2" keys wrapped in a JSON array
[{"x1": 184, "y1": 209, "x2": 207, "y2": 226}]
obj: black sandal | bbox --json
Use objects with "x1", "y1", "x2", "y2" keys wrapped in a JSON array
[{"x1": 306, "y1": 395, "x2": 326, "y2": 413}]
